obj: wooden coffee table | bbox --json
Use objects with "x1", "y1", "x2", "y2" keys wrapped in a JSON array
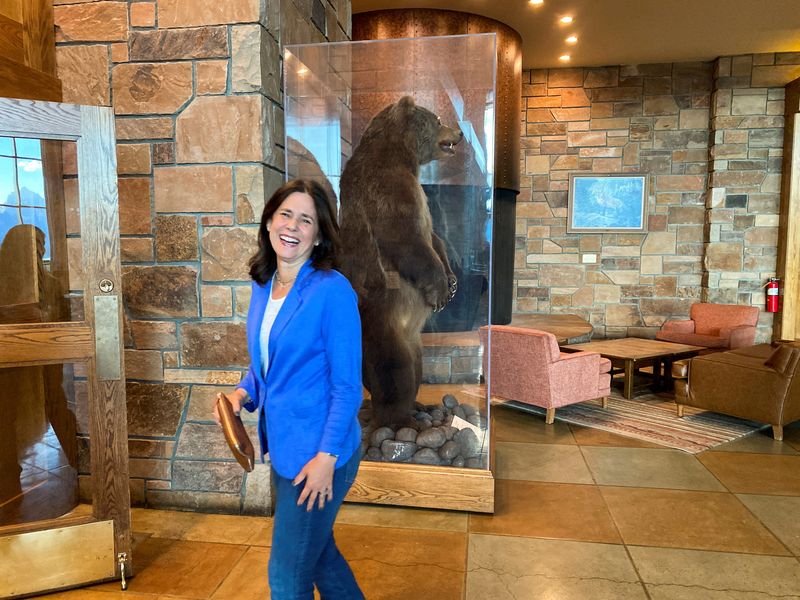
[
  {"x1": 509, "y1": 313, "x2": 593, "y2": 344},
  {"x1": 560, "y1": 338, "x2": 705, "y2": 399}
]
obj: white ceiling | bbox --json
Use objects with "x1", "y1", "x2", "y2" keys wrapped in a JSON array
[{"x1": 351, "y1": 0, "x2": 800, "y2": 69}]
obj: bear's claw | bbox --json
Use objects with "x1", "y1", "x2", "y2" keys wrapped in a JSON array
[{"x1": 448, "y1": 275, "x2": 458, "y2": 300}]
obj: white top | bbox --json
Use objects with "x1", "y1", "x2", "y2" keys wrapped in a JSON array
[{"x1": 259, "y1": 291, "x2": 285, "y2": 377}]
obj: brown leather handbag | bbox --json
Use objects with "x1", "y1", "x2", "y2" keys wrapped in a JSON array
[{"x1": 216, "y1": 393, "x2": 255, "y2": 472}]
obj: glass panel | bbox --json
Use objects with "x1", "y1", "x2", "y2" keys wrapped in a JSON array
[
  {"x1": 0, "y1": 140, "x2": 81, "y2": 324},
  {"x1": 16, "y1": 158, "x2": 46, "y2": 207},
  {"x1": 0, "y1": 362, "x2": 87, "y2": 526},
  {"x1": 15, "y1": 137, "x2": 42, "y2": 160},
  {"x1": 20, "y1": 207, "x2": 51, "y2": 260},
  {"x1": 0, "y1": 156, "x2": 17, "y2": 203},
  {"x1": 285, "y1": 35, "x2": 496, "y2": 471},
  {"x1": 0, "y1": 137, "x2": 13, "y2": 158}
]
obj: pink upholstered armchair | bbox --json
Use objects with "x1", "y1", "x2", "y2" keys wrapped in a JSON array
[
  {"x1": 655, "y1": 303, "x2": 759, "y2": 350},
  {"x1": 479, "y1": 326, "x2": 611, "y2": 424}
]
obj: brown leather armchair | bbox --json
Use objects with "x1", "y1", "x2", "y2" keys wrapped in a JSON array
[{"x1": 672, "y1": 342, "x2": 800, "y2": 440}]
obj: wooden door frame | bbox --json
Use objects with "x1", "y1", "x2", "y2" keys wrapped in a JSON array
[
  {"x1": 777, "y1": 79, "x2": 800, "y2": 341},
  {"x1": 0, "y1": 97, "x2": 131, "y2": 594}
]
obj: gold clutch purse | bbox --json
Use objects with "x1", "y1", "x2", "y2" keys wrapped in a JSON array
[{"x1": 216, "y1": 393, "x2": 255, "y2": 472}]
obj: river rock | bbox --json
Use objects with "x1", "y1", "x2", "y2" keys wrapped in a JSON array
[
  {"x1": 438, "y1": 440, "x2": 460, "y2": 461},
  {"x1": 453, "y1": 406, "x2": 467, "y2": 420},
  {"x1": 461, "y1": 404, "x2": 478, "y2": 417},
  {"x1": 418, "y1": 420, "x2": 432, "y2": 431},
  {"x1": 430, "y1": 408, "x2": 444, "y2": 422},
  {"x1": 366, "y1": 447, "x2": 383, "y2": 461},
  {"x1": 380, "y1": 439, "x2": 416, "y2": 462},
  {"x1": 415, "y1": 411, "x2": 432, "y2": 421},
  {"x1": 370, "y1": 426, "x2": 395, "y2": 448},
  {"x1": 466, "y1": 456, "x2": 484, "y2": 469},
  {"x1": 442, "y1": 394, "x2": 459, "y2": 409},
  {"x1": 416, "y1": 427, "x2": 446, "y2": 449},
  {"x1": 412, "y1": 448, "x2": 440, "y2": 465},
  {"x1": 396, "y1": 427, "x2": 418, "y2": 443},
  {"x1": 467, "y1": 414, "x2": 488, "y2": 429},
  {"x1": 442, "y1": 426, "x2": 458, "y2": 441},
  {"x1": 452, "y1": 456, "x2": 465, "y2": 468},
  {"x1": 454, "y1": 428, "x2": 481, "y2": 458}
]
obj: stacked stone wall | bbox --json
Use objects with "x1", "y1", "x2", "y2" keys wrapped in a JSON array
[
  {"x1": 705, "y1": 54, "x2": 800, "y2": 340},
  {"x1": 53, "y1": 0, "x2": 350, "y2": 514},
  {"x1": 518, "y1": 55, "x2": 800, "y2": 341}
]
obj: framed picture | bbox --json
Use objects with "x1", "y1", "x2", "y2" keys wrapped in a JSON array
[{"x1": 567, "y1": 174, "x2": 648, "y2": 233}]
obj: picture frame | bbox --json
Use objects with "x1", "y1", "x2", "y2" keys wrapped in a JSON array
[{"x1": 567, "y1": 173, "x2": 648, "y2": 233}]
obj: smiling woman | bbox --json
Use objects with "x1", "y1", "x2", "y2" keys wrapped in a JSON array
[{"x1": 0, "y1": 136, "x2": 50, "y2": 260}]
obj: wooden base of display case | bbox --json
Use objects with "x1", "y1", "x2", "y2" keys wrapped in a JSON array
[{"x1": 345, "y1": 461, "x2": 495, "y2": 513}]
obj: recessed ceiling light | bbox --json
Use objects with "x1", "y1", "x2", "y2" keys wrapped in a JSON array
[
  {"x1": 560, "y1": 16, "x2": 574, "y2": 24},
  {"x1": 566, "y1": 35, "x2": 578, "y2": 43},
  {"x1": 529, "y1": 0, "x2": 544, "y2": 5},
  {"x1": 559, "y1": 54, "x2": 571, "y2": 62}
]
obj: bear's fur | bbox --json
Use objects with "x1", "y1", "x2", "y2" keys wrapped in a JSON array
[{"x1": 339, "y1": 96, "x2": 463, "y2": 425}]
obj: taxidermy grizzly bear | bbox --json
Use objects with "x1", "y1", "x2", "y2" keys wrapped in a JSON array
[{"x1": 338, "y1": 96, "x2": 463, "y2": 426}]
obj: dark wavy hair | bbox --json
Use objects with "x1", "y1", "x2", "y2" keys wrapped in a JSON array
[{"x1": 248, "y1": 178, "x2": 339, "y2": 285}]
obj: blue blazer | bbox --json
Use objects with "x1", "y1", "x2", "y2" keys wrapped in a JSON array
[{"x1": 237, "y1": 260, "x2": 363, "y2": 479}]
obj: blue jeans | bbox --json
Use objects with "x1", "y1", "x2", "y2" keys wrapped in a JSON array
[{"x1": 268, "y1": 451, "x2": 365, "y2": 600}]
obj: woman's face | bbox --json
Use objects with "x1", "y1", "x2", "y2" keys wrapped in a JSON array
[{"x1": 268, "y1": 191, "x2": 320, "y2": 267}]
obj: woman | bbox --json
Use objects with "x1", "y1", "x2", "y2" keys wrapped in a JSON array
[{"x1": 214, "y1": 178, "x2": 365, "y2": 599}]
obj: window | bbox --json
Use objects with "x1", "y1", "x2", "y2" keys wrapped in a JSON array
[{"x1": 0, "y1": 136, "x2": 50, "y2": 260}]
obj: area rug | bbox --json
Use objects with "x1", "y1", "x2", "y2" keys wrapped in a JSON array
[{"x1": 481, "y1": 390, "x2": 768, "y2": 454}]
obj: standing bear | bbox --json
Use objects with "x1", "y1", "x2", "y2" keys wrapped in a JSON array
[{"x1": 339, "y1": 96, "x2": 463, "y2": 426}]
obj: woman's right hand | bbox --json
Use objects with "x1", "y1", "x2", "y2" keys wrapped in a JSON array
[{"x1": 212, "y1": 388, "x2": 247, "y2": 425}]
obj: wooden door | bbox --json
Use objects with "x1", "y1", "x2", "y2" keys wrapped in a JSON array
[{"x1": 0, "y1": 98, "x2": 131, "y2": 597}]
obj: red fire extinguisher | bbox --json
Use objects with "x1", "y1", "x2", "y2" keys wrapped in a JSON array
[{"x1": 766, "y1": 277, "x2": 780, "y2": 313}]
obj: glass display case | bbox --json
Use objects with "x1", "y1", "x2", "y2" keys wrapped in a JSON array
[{"x1": 284, "y1": 34, "x2": 496, "y2": 512}]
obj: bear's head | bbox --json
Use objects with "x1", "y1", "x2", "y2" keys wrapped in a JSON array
[{"x1": 391, "y1": 96, "x2": 463, "y2": 165}]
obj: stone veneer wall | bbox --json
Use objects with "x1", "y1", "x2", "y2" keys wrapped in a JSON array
[
  {"x1": 53, "y1": 0, "x2": 351, "y2": 514},
  {"x1": 518, "y1": 54, "x2": 800, "y2": 341}
]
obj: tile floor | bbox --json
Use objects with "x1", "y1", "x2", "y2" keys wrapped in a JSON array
[{"x1": 39, "y1": 403, "x2": 800, "y2": 600}]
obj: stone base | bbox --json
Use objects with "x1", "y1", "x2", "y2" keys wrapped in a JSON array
[{"x1": 359, "y1": 395, "x2": 489, "y2": 469}]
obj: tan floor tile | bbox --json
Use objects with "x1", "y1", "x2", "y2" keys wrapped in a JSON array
[
  {"x1": 491, "y1": 403, "x2": 576, "y2": 444},
  {"x1": 629, "y1": 545, "x2": 800, "y2": 598},
  {"x1": 569, "y1": 424, "x2": 665, "y2": 448},
  {"x1": 601, "y1": 486, "x2": 789, "y2": 555},
  {"x1": 697, "y1": 452, "x2": 800, "y2": 495},
  {"x1": 212, "y1": 546, "x2": 269, "y2": 599},
  {"x1": 468, "y1": 479, "x2": 621, "y2": 543},
  {"x1": 338, "y1": 501, "x2": 468, "y2": 532},
  {"x1": 737, "y1": 494, "x2": 800, "y2": 555},
  {"x1": 131, "y1": 508, "x2": 272, "y2": 546},
  {"x1": 783, "y1": 423, "x2": 800, "y2": 452},
  {"x1": 466, "y1": 533, "x2": 647, "y2": 599},
  {"x1": 91, "y1": 537, "x2": 248, "y2": 597},
  {"x1": 334, "y1": 523, "x2": 466, "y2": 600},
  {"x1": 494, "y1": 442, "x2": 593, "y2": 483},
  {"x1": 708, "y1": 431, "x2": 800, "y2": 455},
  {"x1": 582, "y1": 447, "x2": 726, "y2": 491}
]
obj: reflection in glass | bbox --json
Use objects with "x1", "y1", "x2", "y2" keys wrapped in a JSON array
[
  {"x1": 14, "y1": 137, "x2": 43, "y2": 160},
  {"x1": 0, "y1": 363, "x2": 82, "y2": 526},
  {"x1": 0, "y1": 138, "x2": 49, "y2": 260},
  {"x1": 0, "y1": 136, "x2": 14, "y2": 156}
]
